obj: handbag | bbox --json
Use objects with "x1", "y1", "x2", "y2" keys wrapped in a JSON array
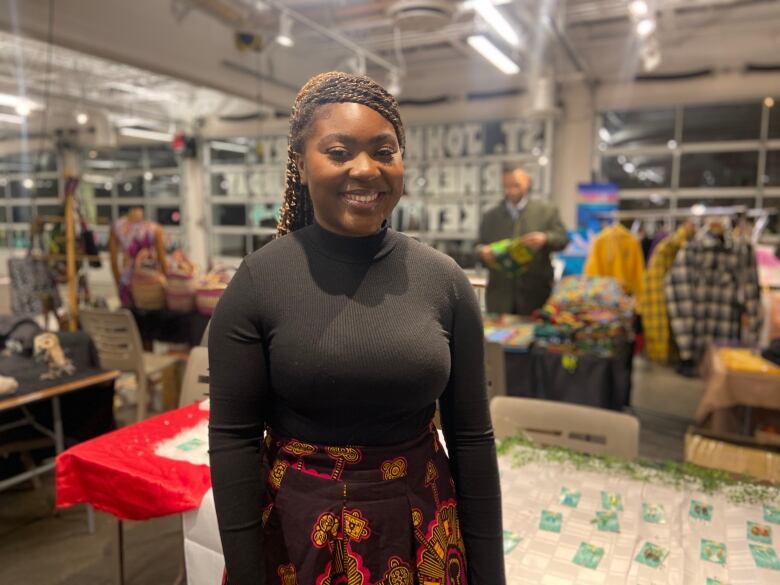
[
  {"x1": 166, "y1": 250, "x2": 197, "y2": 312},
  {"x1": 130, "y1": 249, "x2": 167, "y2": 310}
]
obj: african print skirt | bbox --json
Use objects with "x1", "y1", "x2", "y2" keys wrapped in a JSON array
[{"x1": 222, "y1": 422, "x2": 469, "y2": 585}]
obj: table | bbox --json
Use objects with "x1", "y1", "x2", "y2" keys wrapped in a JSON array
[
  {"x1": 0, "y1": 332, "x2": 119, "y2": 492},
  {"x1": 130, "y1": 307, "x2": 210, "y2": 347},
  {"x1": 57, "y1": 403, "x2": 780, "y2": 584},
  {"x1": 698, "y1": 347, "x2": 780, "y2": 435}
]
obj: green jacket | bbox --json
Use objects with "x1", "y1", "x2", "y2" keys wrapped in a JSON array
[{"x1": 478, "y1": 199, "x2": 569, "y2": 315}]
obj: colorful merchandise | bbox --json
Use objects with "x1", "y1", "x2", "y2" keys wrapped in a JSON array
[
  {"x1": 539, "y1": 510, "x2": 563, "y2": 533},
  {"x1": 584, "y1": 224, "x2": 645, "y2": 302},
  {"x1": 642, "y1": 503, "x2": 667, "y2": 524},
  {"x1": 720, "y1": 348, "x2": 780, "y2": 377},
  {"x1": 573, "y1": 542, "x2": 605, "y2": 569},
  {"x1": 638, "y1": 226, "x2": 692, "y2": 363},
  {"x1": 634, "y1": 542, "x2": 669, "y2": 569},
  {"x1": 482, "y1": 314, "x2": 535, "y2": 350},
  {"x1": 666, "y1": 230, "x2": 762, "y2": 363},
  {"x1": 594, "y1": 511, "x2": 620, "y2": 533},
  {"x1": 700, "y1": 540, "x2": 727, "y2": 565},
  {"x1": 485, "y1": 237, "x2": 535, "y2": 274}
]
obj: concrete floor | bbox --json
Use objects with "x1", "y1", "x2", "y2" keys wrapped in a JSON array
[{"x1": 0, "y1": 358, "x2": 705, "y2": 585}]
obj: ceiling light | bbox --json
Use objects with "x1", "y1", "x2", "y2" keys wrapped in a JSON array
[
  {"x1": 276, "y1": 12, "x2": 294, "y2": 48},
  {"x1": 0, "y1": 112, "x2": 24, "y2": 125},
  {"x1": 143, "y1": 171, "x2": 154, "y2": 181},
  {"x1": 538, "y1": 155, "x2": 549, "y2": 167},
  {"x1": 210, "y1": 140, "x2": 249, "y2": 153},
  {"x1": 628, "y1": 1, "x2": 649, "y2": 18},
  {"x1": 667, "y1": 139, "x2": 677, "y2": 149},
  {"x1": 467, "y1": 35, "x2": 519, "y2": 75},
  {"x1": 118, "y1": 127, "x2": 174, "y2": 142},
  {"x1": 22, "y1": 178, "x2": 34, "y2": 189},
  {"x1": 0, "y1": 93, "x2": 41, "y2": 114},
  {"x1": 76, "y1": 112, "x2": 89, "y2": 125},
  {"x1": 691, "y1": 204, "x2": 706, "y2": 216},
  {"x1": 473, "y1": 0, "x2": 521, "y2": 48},
  {"x1": 15, "y1": 102, "x2": 32, "y2": 117},
  {"x1": 636, "y1": 18, "x2": 656, "y2": 37},
  {"x1": 598, "y1": 128, "x2": 611, "y2": 142},
  {"x1": 765, "y1": 97, "x2": 775, "y2": 108}
]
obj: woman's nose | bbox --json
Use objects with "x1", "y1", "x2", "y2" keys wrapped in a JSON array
[{"x1": 349, "y1": 152, "x2": 381, "y2": 180}]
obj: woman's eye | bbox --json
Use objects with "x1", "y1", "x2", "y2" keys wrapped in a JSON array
[
  {"x1": 376, "y1": 149, "x2": 396, "y2": 158},
  {"x1": 327, "y1": 149, "x2": 350, "y2": 161}
]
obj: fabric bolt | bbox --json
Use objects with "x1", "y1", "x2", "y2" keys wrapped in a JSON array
[
  {"x1": 221, "y1": 425, "x2": 468, "y2": 585},
  {"x1": 208, "y1": 222, "x2": 504, "y2": 585},
  {"x1": 584, "y1": 224, "x2": 646, "y2": 304},
  {"x1": 638, "y1": 227, "x2": 691, "y2": 364},
  {"x1": 665, "y1": 231, "x2": 763, "y2": 363},
  {"x1": 478, "y1": 199, "x2": 569, "y2": 315}
]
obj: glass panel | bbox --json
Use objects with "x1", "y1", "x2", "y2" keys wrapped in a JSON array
[
  {"x1": 770, "y1": 103, "x2": 780, "y2": 139},
  {"x1": 35, "y1": 204, "x2": 62, "y2": 217},
  {"x1": 212, "y1": 234, "x2": 246, "y2": 256},
  {"x1": 84, "y1": 147, "x2": 144, "y2": 170},
  {"x1": 146, "y1": 174, "x2": 180, "y2": 197},
  {"x1": 147, "y1": 146, "x2": 178, "y2": 168},
  {"x1": 677, "y1": 197, "x2": 756, "y2": 210},
  {"x1": 12, "y1": 206, "x2": 32, "y2": 223},
  {"x1": 0, "y1": 151, "x2": 57, "y2": 173},
  {"x1": 679, "y1": 151, "x2": 758, "y2": 187},
  {"x1": 211, "y1": 173, "x2": 229, "y2": 196},
  {"x1": 618, "y1": 196, "x2": 671, "y2": 211},
  {"x1": 117, "y1": 177, "x2": 144, "y2": 197},
  {"x1": 599, "y1": 109, "x2": 675, "y2": 148},
  {"x1": 682, "y1": 103, "x2": 762, "y2": 142},
  {"x1": 10, "y1": 229, "x2": 30, "y2": 248},
  {"x1": 251, "y1": 234, "x2": 275, "y2": 252},
  {"x1": 763, "y1": 197, "x2": 779, "y2": 234},
  {"x1": 600, "y1": 155, "x2": 672, "y2": 188},
  {"x1": 93, "y1": 183, "x2": 114, "y2": 198},
  {"x1": 9, "y1": 179, "x2": 58, "y2": 198},
  {"x1": 155, "y1": 206, "x2": 181, "y2": 226},
  {"x1": 96, "y1": 205, "x2": 113, "y2": 221},
  {"x1": 0, "y1": 180, "x2": 5, "y2": 197},
  {"x1": 118, "y1": 205, "x2": 144, "y2": 218},
  {"x1": 0, "y1": 207, "x2": 6, "y2": 222},
  {"x1": 765, "y1": 150, "x2": 780, "y2": 186},
  {"x1": 210, "y1": 142, "x2": 249, "y2": 164},
  {"x1": 249, "y1": 203, "x2": 280, "y2": 228},
  {"x1": 213, "y1": 204, "x2": 246, "y2": 226}
]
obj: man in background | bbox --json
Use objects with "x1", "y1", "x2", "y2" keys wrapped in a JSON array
[{"x1": 478, "y1": 167, "x2": 569, "y2": 315}]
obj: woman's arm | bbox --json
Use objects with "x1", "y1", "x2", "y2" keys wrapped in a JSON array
[
  {"x1": 208, "y1": 261, "x2": 270, "y2": 584},
  {"x1": 438, "y1": 264, "x2": 506, "y2": 585}
]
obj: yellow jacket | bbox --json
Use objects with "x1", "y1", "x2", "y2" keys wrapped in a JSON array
[
  {"x1": 638, "y1": 227, "x2": 691, "y2": 363},
  {"x1": 584, "y1": 224, "x2": 645, "y2": 304}
]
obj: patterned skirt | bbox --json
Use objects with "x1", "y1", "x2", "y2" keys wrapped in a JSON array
[{"x1": 222, "y1": 422, "x2": 469, "y2": 585}]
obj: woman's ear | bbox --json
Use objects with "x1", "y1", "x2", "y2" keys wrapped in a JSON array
[{"x1": 295, "y1": 153, "x2": 307, "y2": 186}]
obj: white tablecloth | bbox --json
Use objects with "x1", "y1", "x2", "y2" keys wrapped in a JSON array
[{"x1": 184, "y1": 442, "x2": 780, "y2": 584}]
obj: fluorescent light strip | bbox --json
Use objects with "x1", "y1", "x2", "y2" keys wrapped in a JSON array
[
  {"x1": 0, "y1": 112, "x2": 24, "y2": 125},
  {"x1": 118, "y1": 127, "x2": 174, "y2": 142},
  {"x1": 211, "y1": 140, "x2": 250, "y2": 153},
  {"x1": 467, "y1": 35, "x2": 519, "y2": 75},
  {"x1": 473, "y1": 0, "x2": 520, "y2": 48},
  {"x1": 0, "y1": 93, "x2": 42, "y2": 111}
]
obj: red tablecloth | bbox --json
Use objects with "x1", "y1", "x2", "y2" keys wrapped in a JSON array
[{"x1": 56, "y1": 402, "x2": 211, "y2": 521}]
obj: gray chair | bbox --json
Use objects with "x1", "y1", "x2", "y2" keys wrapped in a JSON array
[
  {"x1": 179, "y1": 346, "x2": 209, "y2": 407},
  {"x1": 490, "y1": 396, "x2": 640, "y2": 459},
  {"x1": 79, "y1": 307, "x2": 181, "y2": 421}
]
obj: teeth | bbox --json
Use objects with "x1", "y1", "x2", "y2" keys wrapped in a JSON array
[{"x1": 344, "y1": 192, "x2": 379, "y2": 203}]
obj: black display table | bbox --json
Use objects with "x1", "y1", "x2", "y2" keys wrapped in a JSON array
[{"x1": 504, "y1": 345, "x2": 632, "y2": 411}]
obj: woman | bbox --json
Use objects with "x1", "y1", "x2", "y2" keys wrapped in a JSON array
[{"x1": 209, "y1": 71, "x2": 505, "y2": 585}]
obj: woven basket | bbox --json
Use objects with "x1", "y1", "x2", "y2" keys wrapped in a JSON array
[
  {"x1": 195, "y1": 266, "x2": 234, "y2": 316},
  {"x1": 166, "y1": 250, "x2": 197, "y2": 312},
  {"x1": 131, "y1": 250, "x2": 167, "y2": 310}
]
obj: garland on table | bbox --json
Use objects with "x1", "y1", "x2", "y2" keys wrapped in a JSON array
[{"x1": 497, "y1": 435, "x2": 780, "y2": 506}]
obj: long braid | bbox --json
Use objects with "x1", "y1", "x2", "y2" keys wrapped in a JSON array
[{"x1": 276, "y1": 71, "x2": 405, "y2": 238}]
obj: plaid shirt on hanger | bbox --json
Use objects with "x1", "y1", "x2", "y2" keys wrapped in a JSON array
[
  {"x1": 665, "y1": 230, "x2": 763, "y2": 363},
  {"x1": 638, "y1": 227, "x2": 691, "y2": 364}
]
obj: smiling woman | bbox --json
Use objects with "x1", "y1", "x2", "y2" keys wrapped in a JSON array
[{"x1": 208, "y1": 71, "x2": 505, "y2": 585}]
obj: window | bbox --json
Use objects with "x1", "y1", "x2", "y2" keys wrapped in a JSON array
[
  {"x1": 682, "y1": 103, "x2": 762, "y2": 142},
  {"x1": 96, "y1": 205, "x2": 113, "y2": 221},
  {"x1": 156, "y1": 207, "x2": 181, "y2": 226},
  {"x1": 770, "y1": 103, "x2": 780, "y2": 139},
  {"x1": 213, "y1": 204, "x2": 246, "y2": 226},
  {"x1": 618, "y1": 197, "x2": 671, "y2": 211},
  {"x1": 117, "y1": 177, "x2": 144, "y2": 197},
  {"x1": 601, "y1": 155, "x2": 672, "y2": 189},
  {"x1": 249, "y1": 203, "x2": 280, "y2": 228},
  {"x1": 212, "y1": 234, "x2": 246, "y2": 257},
  {"x1": 599, "y1": 109, "x2": 675, "y2": 148},
  {"x1": 677, "y1": 197, "x2": 757, "y2": 211},
  {"x1": 146, "y1": 174, "x2": 180, "y2": 198},
  {"x1": 765, "y1": 150, "x2": 780, "y2": 186},
  {"x1": 12, "y1": 205, "x2": 32, "y2": 223},
  {"x1": 9, "y1": 179, "x2": 59, "y2": 198},
  {"x1": 679, "y1": 152, "x2": 758, "y2": 187}
]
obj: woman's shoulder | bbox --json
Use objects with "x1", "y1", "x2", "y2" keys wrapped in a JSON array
[
  {"x1": 394, "y1": 231, "x2": 468, "y2": 283},
  {"x1": 242, "y1": 229, "x2": 308, "y2": 271}
]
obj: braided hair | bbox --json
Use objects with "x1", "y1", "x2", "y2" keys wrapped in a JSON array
[{"x1": 276, "y1": 71, "x2": 405, "y2": 238}]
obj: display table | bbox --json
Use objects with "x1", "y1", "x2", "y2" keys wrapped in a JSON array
[
  {"x1": 504, "y1": 346, "x2": 632, "y2": 410},
  {"x1": 0, "y1": 331, "x2": 119, "y2": 491},
  {"x1": 57, "y1": 403, "x2": 780, "y2": 584},
  {"x1": 698, "y1": 347, "x2": 780, "y2": 434},
  {"x1": 130, "y1": 307, "x2": 210, "y2": 347}
]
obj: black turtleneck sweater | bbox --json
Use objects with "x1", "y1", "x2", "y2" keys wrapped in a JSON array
[{"x1": 208, "y1": 222, "x2": 505, "y2": 585}]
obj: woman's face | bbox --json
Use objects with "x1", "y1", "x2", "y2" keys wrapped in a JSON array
[{"x1": 296, "y1": 102, "x2": 404, "y2": 237}]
